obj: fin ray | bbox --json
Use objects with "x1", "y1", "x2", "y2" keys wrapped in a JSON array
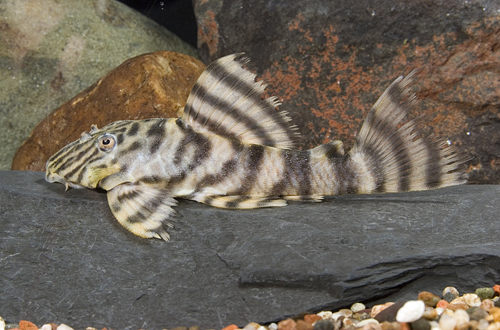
[
  {"x1": 107, "y1": 184, "x2": 177, "y2": 240},
  {"x1": 192, "y1": 194, "x2": 287, "y2": 209},
  {"x1": 182, "y1": 54, "x2": 298, "y2": 148}
]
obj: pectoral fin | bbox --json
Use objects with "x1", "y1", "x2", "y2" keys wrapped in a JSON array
[{"x1": 107, "y1": 184, "x2": 177, "y2": 241}]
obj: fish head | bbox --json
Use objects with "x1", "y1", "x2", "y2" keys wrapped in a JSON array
[{"x1": 45, "y1": 121, "x2": 139, "y2": 190}]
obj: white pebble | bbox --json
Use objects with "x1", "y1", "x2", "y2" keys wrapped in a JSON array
[
  {"x1": 242, "y1": 323, "x2": 257, "y2": 330},
  {"x1": 435, "y1": 307, "x2": 445, "y2": 315},
  {"x1": 0, "y1": 316, "x2": 5, "y2": 330},
  {"x1": 463, "y1": 293, "x2": 481, "y2": 307},
  {"x1": 268, "y1": 323, "x2": 278, "y2": 330},
  {"x1": 351, "y1": 302, "x2": 366, "y2": 313},
  {"x1": 450, "y1": 296, "x2": 466, "y2": 305},
  {"x1": 331, "y1": 312, "x2": 343, "y2": 321},
  {"x1": 439, "y1": 313, "x2": 457, "y2": 330},
  {"x1": 429, "y1": 321, "x2": 440, "y2": 330},
  {"x1": 396, "y1": 300, "x2": 426, "y2": 323},
  {"x1": 57, "y1": 325, "x2": 74, "y2": 330},
  {"x1": 257, "y1": 326, "x2": 267, "y2": 330},
  {"x1": 356, "y1": 319, "x2": 379, "y2": 327},
  {"x1": 40, "y1": 325, "x2": 53, "y2": 330},
  {"x1": 478, "y1": 319, "x2": 491, "y2": 330},
  {"x1": 453, "y1": 309, "x2": 470, "y2": 325},
  {"x1": 317, "y1": 311, "x2": 333, "y2": 320}
]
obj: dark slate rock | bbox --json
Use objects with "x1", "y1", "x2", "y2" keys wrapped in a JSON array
[
  {"x1": 1, "y1": 170, "x2": 499, "y2": 329},
  {"x1": 194, "y1": 0, "x2": 500, "y2": 184}
]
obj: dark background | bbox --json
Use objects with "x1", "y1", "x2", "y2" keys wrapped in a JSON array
[{"x1": 118, "y1": 0, "x2": 198, "y2": 47}]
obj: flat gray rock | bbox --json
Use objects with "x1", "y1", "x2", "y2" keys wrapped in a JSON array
[{"x1": 1, "y1": 170, "x2": 499, "y2": 329}]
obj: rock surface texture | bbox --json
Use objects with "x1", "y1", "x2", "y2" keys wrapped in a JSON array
[
  {"x1": 0, "y1": 0, "x2": 198, "y2": 170},
  {"x1": 12, "y1": 52, "x2": 206, "y2": 171},
  {"x1": 194, "y1": 0, "x2": 500, "y2": 184},
  {"x1": 1, "y1": 171, "x2": 499, "y2": 329}
]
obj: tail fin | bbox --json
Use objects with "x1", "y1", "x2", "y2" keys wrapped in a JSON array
[{"x1": 348, "y1": 71, "x2": 468, "y2": 194}]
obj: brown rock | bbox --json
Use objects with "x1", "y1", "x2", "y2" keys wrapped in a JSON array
[
  {"x1": 296, "y1": 320, "x2": 313, "y2": 330},
  {"x1": 12, "y1": 51, "x2": 205, "y2": 171},
  {"x1": 304, "y1": 314, "x2": 322, "y2": 324},
  {"x1": 418, "y1": 291, "x2": 441, "y2": 308}
]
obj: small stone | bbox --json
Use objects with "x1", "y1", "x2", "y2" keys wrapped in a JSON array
[
  {"x1": 189, "y1": 327, "x2": 201, "y2": 330},
  {"x1": 443, "y1": 287, "x2": 460, "y2": 299},
  {"x1": 448, "y1": 302, "x2": 470, "y2": 311},
  {"x1": 396, "y1": 301, "x2": 426, "y2": 323},
  {"x1": 278, "y1": 319, "x2": 297, "y2": 330},
  {"x1": 418, "y1": 292, "x2": 441, "y2": 308},
  {"x1": 304, "y1": 315, "x2": 322, "y2": 325},
  {"x1": 450, "y1": 297, "x2": 466, "y2": 305},
  {"x1": 0, "y1": 316, "x2": 4, "y2": 330},
  {"x1": 463, "y1": 293, "x2": 482, "y2": 307},
  {"x1": 481, "y1": 299, "x2": 495, "y2": 312},
  {"x1": 439, "y1": 313, "x2": 457, "y2": 330},
  {"x1": 435, "y1": 308, "x2": 444, "y2": 316},
  {"x1": 317, "y1": 312, "x2": 333, "y2": 320},
  {"x1": 357, "y1": 319, "x2": 380, "y2": 327},
  {"x1": 444, "y1": 292, "x2": 458, "y2": 303},
  {"x1": 476, "y1": 288, "x2": 496, "y2": 300},
  {"x1": 428, "y1": 321, "x2": 439, "y2": 330},
  {"x1": 478, "y1": 319, "x2": 490, "y2": 330},
  {"x1": 452, "y1": 309, "x2": 470, "y2": 325},
  {"x1": 312, "y1": 320, "x2": 335, "y2": 330},
  {"x1": 409, "y1": 318, "x2": 431, "y2": 330},
  {"x1": 243, "y1": 323, "x2": 260, "y2": 330},
  {"x1": 19, "y1": 320, "x2": 38, "y2": 330},
  {"x1": 222, "y1": 325, "x2": 239, "y2": 330},
  {"x1": 269, "y1": 323, "x2": 279, "y2": 330},
  {"x1": 339, "y1": 309, "x2": 354, "y2": 318},
  {"x1": 57, "y1": 325, "x2": 74, "y2": 330},
  {"x1": 422, "y1": 308, "x2": 439, "y2": 320},
  {"x1": 296, "y1": 320, "x2": 313, "y2": 330},
  {"x1": 491, "y1": 307, "x2": 500, "y2": 322},
  {"x1": 486, "y1": 322, "x2": 500, "y2": 330},
  {"x1": 371, "y1": 303, "x2": 396, "y2": 318},
  {"x1": 469, "y1": 307, "x2": 489, "y2": 321},
  {"x1": 41, "y1": 325, "x2": 52, "y2": 330},
  {"x1": 374, "y1": 302, "x2": 405, "y2": 323},
  {"x1": 352, "y1": 303, "x2": 367, "y2": 313},
  {"x1": 359, "y1": 320, "x2": 381, "y2": 330},
  {"x1": 343, "y1": 318, "x2": 354, "y2": 327},
  {"x1": 436, "y1": 300, "x2": 449, "y2": 309},
  {"x1": 493, "y1": 285, "x2": 500, "y2": 296}
]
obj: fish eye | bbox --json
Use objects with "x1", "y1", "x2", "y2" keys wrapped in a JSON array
[{"x1": 98, "y1": 134, "x2": 116, "y2": 152}]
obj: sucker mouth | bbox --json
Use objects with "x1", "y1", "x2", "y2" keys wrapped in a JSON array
[{"x1": 45, "y1": 171, "x2": 84, "y2": 190}]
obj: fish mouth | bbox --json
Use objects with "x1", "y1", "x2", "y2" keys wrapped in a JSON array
[{"x1": 45, "y1": 170, "x2": 84, "y2": 190}]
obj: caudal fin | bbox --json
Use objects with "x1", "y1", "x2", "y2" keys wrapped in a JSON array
[{"x1": 348, "y1": 71, "x2": 468, "y2": 194}]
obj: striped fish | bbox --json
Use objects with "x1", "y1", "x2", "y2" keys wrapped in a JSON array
[{"x1": 45, "y1": 54, "x2": 468, "y2": 241}]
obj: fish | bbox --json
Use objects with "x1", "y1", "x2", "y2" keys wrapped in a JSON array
[{"x1": 45, "y1": 53, "x2": 468, "y2": 241}]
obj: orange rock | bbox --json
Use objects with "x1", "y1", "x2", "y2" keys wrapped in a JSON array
[
  {"x1": 222, "y1": 325, "x2": 239, "y2": 330},
  {"x1": 19, "y1": 320, "x2": 38, "y2": 330},
  {"x1": 12, "y1": 51, "x2": 206, "y2": 171},
  {"x1": 278, "y1": 319, "x2": 297, "y2": 330},
  {"x1": 303, "y1": 314, "x2": 322, "y2": 324},
  {"x1": 494, "y1": 285, "x2": 500, "y2": 296},
  {"x1": 490, "y1": 307, "x2": 500, "y2": 322},
  {"x1": 436, "y1": 300, "x2": 449, "y2": 309},
  {"x1": 399, "y1": 322, "x2": 411, "y2": 330}
]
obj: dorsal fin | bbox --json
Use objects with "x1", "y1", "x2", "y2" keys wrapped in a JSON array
[{"x1": 181, "y1": 53, "x2": 298, "y2": 149}]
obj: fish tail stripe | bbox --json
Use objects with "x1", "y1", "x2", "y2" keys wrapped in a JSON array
[
  {"x1": 349, "y1": 71, "x2": 467, "y2": 194},
  {"x1": 234, "y1": 144, "x2": 266, "y2": 195}
]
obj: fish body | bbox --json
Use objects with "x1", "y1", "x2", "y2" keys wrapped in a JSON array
[{"x1": 46, "y1": 54, "x2": 468, "y2": 240}]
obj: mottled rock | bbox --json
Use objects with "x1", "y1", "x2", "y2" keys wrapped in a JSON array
[
  {"x1": 1, "y1": 171, "x2": 500, "y2": 329},
  {"x1": 417, "y1": 292, "x2": 441, "y2": 308},
  {"x1": 476, "y1": 288, "x2": 496, "y2": 300},
  {"x1": 195, "y1": 0, "x2": 500, "y2": 184},
  {"x1": 0, "y1": 0, "x2": 198, "y2": 170},
  {"x1": 12, "y1": 51, "x2": 205, "y2": 171}
]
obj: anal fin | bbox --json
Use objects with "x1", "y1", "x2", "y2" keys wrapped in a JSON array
[
  {"x1": 107, "y1": 184, "x2": 177, "y2": 241},
  {"x1": 192, "y1": 195, "x2": 287, "y2": 209}
]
